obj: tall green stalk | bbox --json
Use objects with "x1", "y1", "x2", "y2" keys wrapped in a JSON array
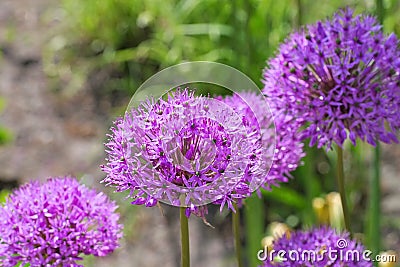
[
  {"x1": 336, "y1": 146, "x2": 351, "y2": 233},
  {"x1": 233, "y1": 202, "x2": 243, "y2": 267},
  {"x1": 369, "y1": 144, "x2": 381, "y2": 258},
  {"x1": 180, "y1": 207, "x2": 190, "y2": 267},
  {"x1": 295, "y1": 0, "x2": 302, "y2": 28},
  {"x1": 244, "y1": 194, "x2": 265, "y2": 267}
]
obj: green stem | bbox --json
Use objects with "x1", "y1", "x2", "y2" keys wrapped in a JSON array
[
  {"x1": 180, "y1": 207, "x2": 190, "y2": 267},
  {"x1": 295, "y1": 0, "x2": 302, "y2": 28},
  {"x1": 233, "y1": 202, "x2": 243, "y2": 267},
  {"x1": 369, "y1": 144, "x2": 381, "y2": 257},
  {"x1": 244, "y1": 194, "x2": 265, "y2": 267},
  {"x1": 336, "y1": 145, "x2": 351, "y2": 233}
]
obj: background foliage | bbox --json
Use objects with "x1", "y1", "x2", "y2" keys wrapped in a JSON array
[{"x1": 41, "y1": 0, "x2": 400, "y2": 266}]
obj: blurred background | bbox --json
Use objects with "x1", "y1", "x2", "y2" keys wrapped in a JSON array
[{"x1": 0, "y1": 0, "x2": 399, "y2": 266}]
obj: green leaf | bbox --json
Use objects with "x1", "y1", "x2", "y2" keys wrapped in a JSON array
[{"x1": 262, "y1": 186, "x2": 307, "y2": 209}]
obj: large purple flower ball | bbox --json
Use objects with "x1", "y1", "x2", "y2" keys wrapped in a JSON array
[
  {"x1": 0, "y1": 177, "x2": 122, "y2": 267},
  {"x1": 102, "y1": 89, "x2": 272, "y2": 216},
  {"x1": 263, "y1": 8, "x2": 400, "y2": 148}
]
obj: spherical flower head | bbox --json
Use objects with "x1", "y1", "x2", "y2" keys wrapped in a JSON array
[
  {"x1": 102, "y1": 89, "x2": 270, "y2": 216},
  {"x1": 0, "y1": 177, "x2": 123, "y2": 267},
  {"x1": 221, "y1": 92, "x2": 305, "y2": 186},
  {"x1": 263, "y1": 8, "x2": 400, "y2": 148},
  {"x1": 260, "y1": 226, "x2": 372, "y2": 266}
]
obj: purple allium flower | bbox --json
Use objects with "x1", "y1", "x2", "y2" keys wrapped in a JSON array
[
  {"x1": 222, "y1": 92, "x2": 305, "y2": 185},
  {"x1": 102, "y1": 89, "x2": 270, "y2": 216},
  {"x1": 263, "y1": 8, "x2": 400, "y2": 148},
  {"x1": 0, "y1": 177, "x2": 122, "y2": 267},
  {"x1": 260, "y1": 226, "x2": 372, "y2": 266}
]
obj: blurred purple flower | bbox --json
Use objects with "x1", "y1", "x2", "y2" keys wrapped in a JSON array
[
  {"x1": 260, "y1": 226, "x2": 372, "y2": 266},
  {"x1": 221, "y1": 92, "x2": 305, "y2": 186},
  {"x1": 263, "y1": 8, "x2": 400, "y2": 148},
  {"x1": 0, "y1": 177, "x2": 122, "y2": 267},
  {"x1": 102, "y1": 89, "x2": 269, "y2": 216}
]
